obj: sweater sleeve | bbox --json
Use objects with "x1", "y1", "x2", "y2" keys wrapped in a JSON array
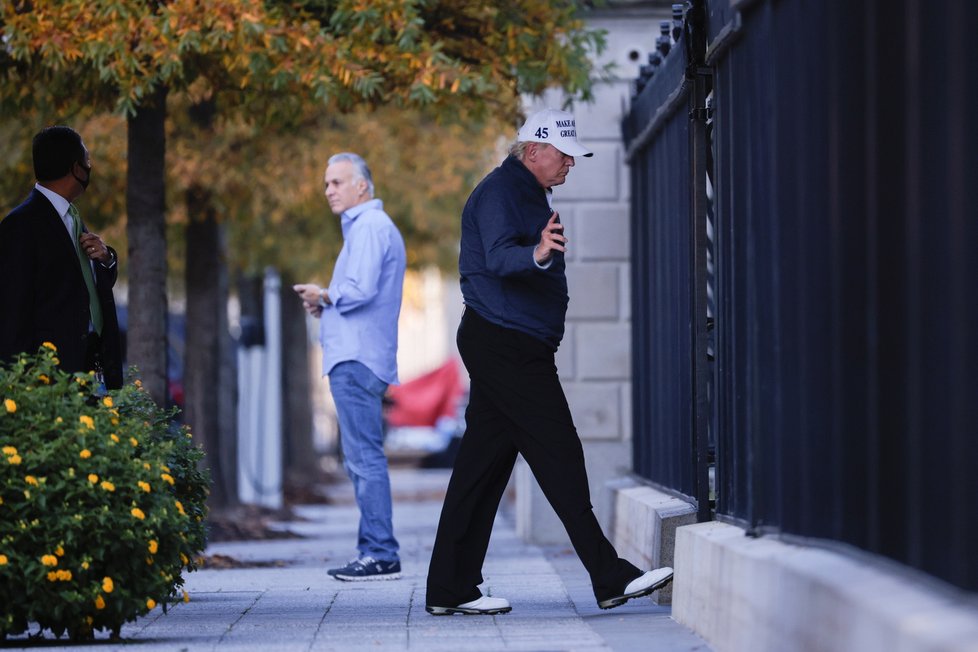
[{"x1": 475, "y1": 187, "x2": 539, "y2": 278}]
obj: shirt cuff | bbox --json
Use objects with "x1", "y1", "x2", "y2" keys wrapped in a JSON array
[
  {"x1": 322, "y1": 286, "x2": 339, "y2": 308},
  {"x1": 533, "y1": 250, "x2": 553, "y2": 270}
]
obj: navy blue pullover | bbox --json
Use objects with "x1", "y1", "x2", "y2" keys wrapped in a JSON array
[{"x1": 459, "y1": 155, "x2": 568, "y2": 350}]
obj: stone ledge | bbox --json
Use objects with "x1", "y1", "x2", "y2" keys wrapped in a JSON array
[
  {"x1": 672, "y1": 521, "x2": 978, "y2": 652},
  {"x1": 606, "y1": 478, "x2": 697, "y2": 605}
]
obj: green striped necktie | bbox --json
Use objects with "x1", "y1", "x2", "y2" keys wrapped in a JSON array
[{"x1": 68, "y1": 204, "x2": 103, "y2": 336}]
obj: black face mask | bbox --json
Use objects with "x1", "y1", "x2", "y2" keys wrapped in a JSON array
[{"x1": 72, "y1": 162, "x2": 92, "y2": 190}]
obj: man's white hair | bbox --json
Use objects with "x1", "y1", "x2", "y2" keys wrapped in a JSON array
[
  {"x1": 508, "y1": 140, "x2": 533, "y2": 161},
  {"x1": 328, "y1": 152, "x2": 375, "y2": 197}
]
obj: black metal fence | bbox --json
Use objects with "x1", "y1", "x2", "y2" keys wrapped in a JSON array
[
  {"x1": 625, "y1": 0, "x2": 978, "y2": 591},
  {"x1": 624, "y1": 14, "x2": 711, "y2": 519}
]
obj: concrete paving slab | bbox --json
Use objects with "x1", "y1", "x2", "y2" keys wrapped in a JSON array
[{"x1": 4, "y1": 468, "x2": 710, "y2": 652}]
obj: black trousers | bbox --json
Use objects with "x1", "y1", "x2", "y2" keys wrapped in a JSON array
[{"x1": 425, "y1": 310, "x2": 641, "y2": 606}]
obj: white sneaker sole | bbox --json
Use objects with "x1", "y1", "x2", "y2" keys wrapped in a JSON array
[
  {"x1": 425, "y1": 604, "x2": 512, "y2": 616},
  {"x1": 597, "y1": 573, "x2": 674, "y2": 610},
  {"x1": 333, "y1": 572, "x2": 401, "y2": 582}
]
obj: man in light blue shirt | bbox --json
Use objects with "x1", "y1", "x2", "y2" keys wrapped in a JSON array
[{"x1": 294, "y1": 152, "x2": 406, "y2": 581}]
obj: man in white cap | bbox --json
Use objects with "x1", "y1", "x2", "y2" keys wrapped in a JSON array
[{"x1": 425, "y1": 108, "x2": 673, "y2": 615}]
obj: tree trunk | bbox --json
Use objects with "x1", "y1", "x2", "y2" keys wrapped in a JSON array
[
  {"x1": 126, "y1": 86, "x2": 169, "y2": 406},
  {"x1": 281, "y1": 275, "x2": 318, "y2": 486},
  {"x1": 183, "y1": 98, "x2": 238, "y2": 509}
]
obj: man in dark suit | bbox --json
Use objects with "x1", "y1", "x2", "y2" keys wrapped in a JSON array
[{"x1": 0, "y1": 126, "x2": 123, "y2": 389}]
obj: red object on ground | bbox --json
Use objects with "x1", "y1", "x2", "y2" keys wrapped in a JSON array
[{"x1": 386, "y1": 359, "x2": 464, "y2": 427}]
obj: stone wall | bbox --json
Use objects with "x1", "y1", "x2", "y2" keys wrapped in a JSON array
[{"x1": 515, "y1": 7, "x2": 669, "y2": 546}]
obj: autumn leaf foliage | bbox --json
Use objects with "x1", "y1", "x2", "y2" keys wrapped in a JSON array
[{"x1": 0, "y1": 0, "x2": 605, "y2": 120}]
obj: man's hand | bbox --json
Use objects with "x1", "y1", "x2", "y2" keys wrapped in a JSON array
[
  {"x1": 302, "y1": 301, "x2": 323, "y2": 318},
  {"x1": 293, "y1": 283, "x2": 327, "y2": 319},
  {"x1": 79, "y1": 232, "x2": 111, "y2": 265},
  {"x1": 533, "y1": 211, "x2": 567, "y2": 266}
]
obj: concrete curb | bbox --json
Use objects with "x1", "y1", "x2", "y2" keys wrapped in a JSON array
[
  {"x1": 606, "y1": 477, "x2": 697, "y2": 605},
  {"x1": 673, "y1": 521, "x2": 978, "y2": 652}
]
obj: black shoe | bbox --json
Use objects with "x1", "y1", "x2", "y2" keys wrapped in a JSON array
[
  {"x1": 331, "y1": 556, "x2": 401, "y2": 582},
  {"x1": 327, "y1": 558, "x2": 358, "y2": 577},
  {"x1": 597, "y1": 567, "x2": 674, "y2": 610}
]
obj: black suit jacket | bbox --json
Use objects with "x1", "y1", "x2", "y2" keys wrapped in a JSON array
[{"x1": 0, "y1": 189, "x2": 123, "y2": 388}]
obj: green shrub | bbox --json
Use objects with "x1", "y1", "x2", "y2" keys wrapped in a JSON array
[{"x1": 0, "y1": 344, "x2": 210, "y2": 640}]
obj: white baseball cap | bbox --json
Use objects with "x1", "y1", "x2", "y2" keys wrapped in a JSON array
[{"x1": 517, "y1": 108, "x2": 593, "y2": 157}]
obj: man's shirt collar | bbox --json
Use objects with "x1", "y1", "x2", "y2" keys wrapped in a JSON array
[
  {"x1": 341, "y1": 198, "x2": 383, "y2": 224},
  {"x1": 35, "y1": 183, "x2": 70, "y2": 219}
]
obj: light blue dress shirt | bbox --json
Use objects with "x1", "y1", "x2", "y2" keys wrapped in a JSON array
[{"x1": 320, "y1": 198, "x2": 406, "y2": 385}]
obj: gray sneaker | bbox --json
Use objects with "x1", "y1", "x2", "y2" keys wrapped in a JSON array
[{"x1": 331, "y1": 556, "x2": 401, "y2": 582}]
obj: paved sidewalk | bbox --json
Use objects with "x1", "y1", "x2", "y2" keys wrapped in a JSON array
[{"x1": 6, "y1": 468, "x2": 711, "y2": 651}]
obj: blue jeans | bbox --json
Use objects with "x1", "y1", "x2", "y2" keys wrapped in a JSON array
[{"x1": 328, "y1": 361, "x2": 399, "y2": 562}]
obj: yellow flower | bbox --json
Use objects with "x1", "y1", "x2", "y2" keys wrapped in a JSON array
[
  {"x1": 79, "y1": 415, "x2": 95, "y2": 430},
  {"x1": 131, "y1": 507, "x2": 146, "y2": 520},
  {"x1": 55, "y1": 545, "x2": 64, "y2": 557},
  {"x1": 56, "y1": 569, "x2": 71, "y2": 581},
  {"x1": 148, "y1": 540, "x2": 158, "y2": 554},
  {"x1": 41, "y1": 554, "x2": 58, "y2": 566},
  {"x1": 38, "y1": 374, "x2": 50, "y2": 384},
  {"x1": 94, "y1": 595, "x2": 106, "y2": 610},
  {"x1": 46, "y1": 570, "x2": 58, "y2": 582},
  {"x1": 111, "y1": 418, "x2": 119, "y2": 425},
  {"x1": 180, "y1": 553, "x2": 189, "y2": 566},
  {"x1": 0, "y1": 554, "x2": 8, "y2": 565},
  {"x1": 42, "y1": 341, "x2": 57, "y2": 351},
  {"x1": 55, "y1": 417, "x2": 63, "y2": 424},
  {"x1": 110, "y1": 434, "x2": 119, "y2": 443},
  {"x1": 22, "y1": 490, "x2": 30, "y2": 499},
  {"x1": 88, "y1": 473, "x2": 99, "y2": 484},
  {"x1": 146, "y1": 598, "x2": 156, "y2": 610},
  {"x1": 138, "y1": 481, "x2": 151, "y2": 493},
  {"x1": 4, "y1": 399, "x2": 15, "y2": 413},
  {"x1": 100, "y1": 481, "x2": 116, "y2": 492},
  {"x1": 102, "y1": 396, "x2": 113, "y2": 408},
  {"x1": 102, "y1": 576, "x2": 114, "y2": 593},
  {"x1": 161, "y1": 465, "x2": 171, "y2": 473},
  {"x1": 174, "y1": 500, "x2": 186, "y2": 516},
  {"x1": 79, "y1": 449, "x2": 92, "y2": 459},
  {"x1": 130, "y1": 437, "x2": 138, "y2": 447},
  {"x1": 81, "y1": 561, "x2": 89, "y2": 570},
  {"x1": 8, "y1": 454, "x2": 21, "y2": 465},
  {"x1": 143, "y1": 462, "x2": 151, "y2": 470},
  {"x1": 135, "y1": 379, "x2": 142, "y2": 387},
  {"x1": 160, "y1": 473, "x2": 175, "y2": 486},
  {"x1": 1, "y1": 445, "x2": 15, "y2": 455},
  {"x1": 25, "y1": 475, "x2": 38, "y2": 486},
  {"x1": 183, "y1": 590, "x2": 190, "y2": 603}
]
